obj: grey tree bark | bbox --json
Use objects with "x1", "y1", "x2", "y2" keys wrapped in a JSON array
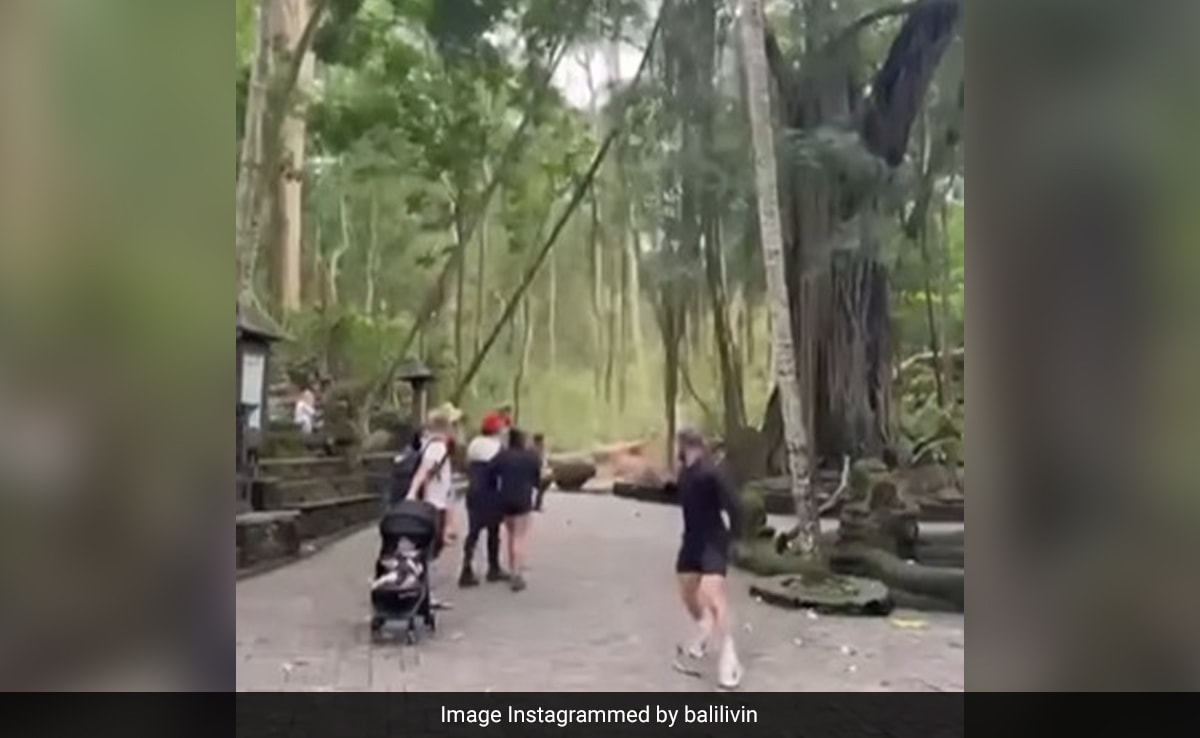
[{"x1": 738, "y1": 0, "x2": 816, "y2": 555}]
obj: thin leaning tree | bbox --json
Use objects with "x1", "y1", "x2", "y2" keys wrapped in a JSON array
[{"x1": 737, "y1": 0, "x2": 817, "y2": 557}]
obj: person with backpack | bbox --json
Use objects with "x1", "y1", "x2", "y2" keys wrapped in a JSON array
[{"x1": 392, "y1": 403, "x2": 462, "y2": 608}]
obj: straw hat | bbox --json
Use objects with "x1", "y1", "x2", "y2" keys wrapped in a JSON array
[{"x1": 427, "y1": 402, "x2": 464, "y2": 427}]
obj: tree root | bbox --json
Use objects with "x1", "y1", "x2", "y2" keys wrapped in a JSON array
[{"x1": 828, "y1": 543, "x2": 963, "y2": 611}]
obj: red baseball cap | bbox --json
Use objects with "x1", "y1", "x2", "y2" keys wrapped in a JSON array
[{"x1": 481, "y1": 412, "x2": 505, "y2": 435}]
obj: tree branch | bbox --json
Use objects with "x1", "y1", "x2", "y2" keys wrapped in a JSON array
[
  {"x1": 449, "y1": 2, "x2": 669, "y2": 403},
  {"x1": 824, "y1": 0, "x2": 958, "y2": 55},
  {"x1": 368, "y1": 40, "x2": 573, "y2": 403},
  {"x1": 679, "y1": 361, "x2": 718, "y2": 426}
]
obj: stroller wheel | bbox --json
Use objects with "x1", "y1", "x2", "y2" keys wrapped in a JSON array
[
  {"x1": 369, "y1": 616, "x2": 385, "y2": 633},
  {"x1": 424, "y1": 612, "x2": 436, "y2": 632},
  {"x1": 404, "y1": 626, "x2": 418, "y2": 646}
]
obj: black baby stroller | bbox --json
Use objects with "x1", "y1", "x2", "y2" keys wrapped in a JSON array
[{"x1": 370, "y1": 499, "x2": 439, "y2": 644}]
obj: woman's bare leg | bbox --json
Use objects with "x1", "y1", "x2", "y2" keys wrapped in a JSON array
[
  {"x1": 678, "y1": 573, "x2": 712, "y2": 649},
  {"x1": 676, "y1": 573, "x2": 703, "y2": 621},
  {"x1": 698, "y1": 575, "x2": 729, "y2": 645},
  {"x1": 511, "y1": 514, "x2": 531, "y2": 571},
  {"x1": 700, "y1": 574, "x2": 742, "y2": 688},
  {"x1": 504, "y1": 517, "x2": 519, "y2": 572},
  {"x1": 672, "y1": 573, "x2": 713, "y2": 675},
  {"x1": 506, "y1": 514, "x2": 531, "y2": 589}
]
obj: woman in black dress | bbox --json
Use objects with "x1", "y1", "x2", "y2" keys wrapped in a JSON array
[
  {"x1": 494, "y1": 427, "x2": 540, "y2": 591},
  {"x1": 671, "y1": 428, "x2": 744, "y2": 689}
]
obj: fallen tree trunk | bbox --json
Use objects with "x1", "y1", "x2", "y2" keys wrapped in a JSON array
[{"x1": 828, "y1": 543, "x2": 963, "y2": 610}]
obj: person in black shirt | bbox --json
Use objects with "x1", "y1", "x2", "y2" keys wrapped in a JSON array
[
  {"x1": 494, "y1": 427, "x2": 540, "y2": 591},
  {"x1": 671, "y1": 428, "x2": 744, "y2": 690},
  {"x1": 458, "y1": 412, "x2": 508, "y2": 587}
]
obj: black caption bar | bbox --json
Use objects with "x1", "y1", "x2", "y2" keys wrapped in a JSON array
[{"x1": 238, "y1": 693, "x2": 963, "y2": 738}]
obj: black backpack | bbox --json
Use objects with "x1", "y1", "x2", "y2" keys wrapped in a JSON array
[{"x1": 387, "y1": 441, "x2": 449, "y2": 508}]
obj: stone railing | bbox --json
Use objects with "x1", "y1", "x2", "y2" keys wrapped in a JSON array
[
  {"x1": 237, "y1": 451, "x2": 465, "y2": 574},
  {"x1": 237, "y1": 453, "x2": 388, "y2": 573}
]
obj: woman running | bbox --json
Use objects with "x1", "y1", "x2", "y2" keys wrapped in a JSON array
[
  {"x1": 671, "y1": 428, "x2": 744, "y2": 690},
  {"x1": 493, "y1": 427, "x2": 540, "y2": 592}
]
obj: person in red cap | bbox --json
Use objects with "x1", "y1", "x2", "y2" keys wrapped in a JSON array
[{"x1": 459, "y1": 411, "x2": 508, "y2": 587}]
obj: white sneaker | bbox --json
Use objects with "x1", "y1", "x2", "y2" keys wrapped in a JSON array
[
  {"x1": 717, "y1": 651, "x2": 743, "y2": 690},
  {"x1": 672, "y1": 643, "x2": 707, "y2": 676}
]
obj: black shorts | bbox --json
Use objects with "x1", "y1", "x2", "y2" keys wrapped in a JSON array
[
  {"x1": 498, "y1": 492, "x2": 532, "y2": 519},
  {"x1": 675, "y1": 543, "x2": 728, "y2": 575}
]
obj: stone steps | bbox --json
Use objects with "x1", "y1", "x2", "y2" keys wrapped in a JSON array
[
  {"x1": 258, "y1": 476, "x2": 370, "y2": 508},
  {"x1": 258, "y1": 456, "x2": 354, "y2": 480},
  {"x1": 236, "y1": 446, "x2": 471, "y2": 576},
  {"x1": 282, "y1": 494, "x2": 380, "y2": 542}
]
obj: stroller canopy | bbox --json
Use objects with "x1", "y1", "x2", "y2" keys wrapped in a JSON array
[{"x1": 380, "y1": 499, "x2": 440, "y2": 546}]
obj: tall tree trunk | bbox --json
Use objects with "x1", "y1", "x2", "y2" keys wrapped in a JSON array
[
  {"x1": 818, "y1": 245, "x2": 893, "y2": 461},
  {"x1": 938, "y1": 195, "x2": 956, "y2": 393},
  {"x1": 608, "y1": 13, "x2": 628, "y2": 411},
  {"x1": 548, "y1": 249, "x2": 558, "y2": 372},
  {"x1": 363, "y1": 189, "x2": 378, "y2": 316},
  {"x1": 907, "y1": 106, "x2": 961, "y2": 410},
  {"x1": 917, "y1": 214, "x2": 946, "y2": 407},
  {"x1": 605, "y1": 271, "x2": 618, "y2": 403},
  {"x1": 628, "y1": 229, "x2": 647, "y2": 387},
  {"x1": 267, "y1": 0, "x2": 312, "y2": 315},
  {"x1": 238, "y1": 0, "x2": 329, "y2": 311},
  {"x1": 512, "y1": 295, "x2": 535, "y2": 424},
  {"x1": 580, "y1": 49, "x2": 606, "y2": 395},
  {"x1": 312, "y1": 212, "x2": 325, "y2": 309},
  {"x1": 328, "y1": 194, "x2": 351, "y2": 306},
  {"x1": 452, "y1": 199, "x2": 467, "y2": 382},
  {"x1": 745, "y1": 296, "x2": 757, "y2": 369},
  {"x1": 739, "y1": 0, "x2": 816, "y2": 555},
  {"x1": 660, "y1": 298, "x2": 684, "y2": 466},
  {"x1": 704, "y1": 206, "x2": 747, "y2": 438},
  {"x1": 761, "y1": 0, "x2": 960, "y2": 467},
  {"x1": 588, "y1": 193, "x2": 605, "y2": 393},
  {"x1": 473, "y1": 165, "x2": 492, "y2": 355},
  {"x1": 617, "y1": 227, "x2": 630, "y2": 410},
  {"x1": 912, "y1": 115, "x2": 946, "y2": 409},
  {"x1": 235, "y1": 0, "x2": 271, "y2": 305}
]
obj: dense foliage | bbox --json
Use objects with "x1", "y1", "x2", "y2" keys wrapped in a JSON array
[{"x1": 235, "y1": 0, "x2": 965, "y2": 453}]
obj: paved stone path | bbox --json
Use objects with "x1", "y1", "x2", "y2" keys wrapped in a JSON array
[{"x1": 236, "y1": 494, "x2": 964, "y2": 691}]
